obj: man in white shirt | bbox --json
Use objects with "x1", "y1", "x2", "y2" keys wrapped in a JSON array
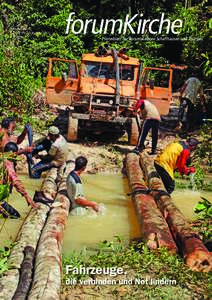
[
  {"x1": 177, "y1": 77, "x2": 206, "y2": 132},
  {"x1": 30, "y1": 126, "x2": 68, "y2": 179}
]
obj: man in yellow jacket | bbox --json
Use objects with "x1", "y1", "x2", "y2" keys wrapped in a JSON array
[{"x1": 154, "y1": 138, "x2": 199, "y2": 194}]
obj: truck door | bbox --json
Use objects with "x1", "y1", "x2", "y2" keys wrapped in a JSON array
[
  {"x1": 46, "y1": 58, "x2": 79, "y2": 105},
  {"x1": 140, "y1": 67, "x2": 173, "y2": 115}
]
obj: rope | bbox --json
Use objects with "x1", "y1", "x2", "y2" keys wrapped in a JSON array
[{"x1": 127, "y1": 188, "x2": 170, "y2": 198}]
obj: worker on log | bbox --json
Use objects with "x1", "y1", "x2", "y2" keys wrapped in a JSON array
[
  {"x1": 66, "y1": 156, "x2": 99, "y2": 214},
  {"x1": 175, "y1": 77, "x2": 206, "y2": 133},
  {"x1": 0, "y1": 142, "x2": 38, "y2": 218},
  {"x1": 132, "y1": 98, "x2": 160, "y2": 155},
  {"x1": 29, "y1": 126, "x2": 68, "y2": 179},
  {"x1": 154, "y1": 138, "x2": 199, "y2": 194}
]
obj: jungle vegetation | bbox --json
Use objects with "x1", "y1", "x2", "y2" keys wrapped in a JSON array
[{"x1": 0, "y1": 0, "x2": 211, "y2": 114}]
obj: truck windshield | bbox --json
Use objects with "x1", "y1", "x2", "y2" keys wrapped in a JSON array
[{"x1": 83, "y1": 62, "x2": 134, "y2": 80}]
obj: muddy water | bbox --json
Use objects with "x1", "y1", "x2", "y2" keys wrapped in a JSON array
[
  {"x1": 172, "y1": 189, "x2": 212, "y2": 220},
  {"x1": 62, "y1": 174, "x2": 212, "y2": 256},
  {"x1": 0, "y1": 177, "x2": 41, "y2": 247},
  {"x1": 62, "y1": 174, "x2": 141, "y2": 255},
  {"x1": 1, "y1": 173, "x2": 211, "y2": 255}
]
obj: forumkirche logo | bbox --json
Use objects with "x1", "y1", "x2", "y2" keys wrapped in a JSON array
[{"x1": 65, "y1": 12, "x2": 183, "y2": 35}]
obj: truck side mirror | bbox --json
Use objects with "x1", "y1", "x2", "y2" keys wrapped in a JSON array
[
  {"x1": 62, "y1": 72, "x2": 68, "y2": 82},
  {"x1": 149, "y1": 79, "x2": 154, "y2": 89}
]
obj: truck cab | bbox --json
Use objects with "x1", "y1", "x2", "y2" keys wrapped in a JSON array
[{"x1": 46, "y1": 48, "x2": 172, "y2": 145}]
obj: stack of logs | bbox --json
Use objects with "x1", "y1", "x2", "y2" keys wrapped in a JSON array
[
  {"x1": 0, "y1": 163, "x2": 73, "y2": 300},
  {"x1": 126, "y1": 151, "x2": 212, "y2": 272}
]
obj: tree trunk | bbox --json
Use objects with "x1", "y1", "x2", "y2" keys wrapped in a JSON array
[
  {"x1": 12, "y1": 246, "x2": 35, "y2": 300},
  {"x1": 126, "y1": 152, "x2": 177, "y2": 253},
  {"x1": 0, "y1": 204, "x2": 50, "y2": 300},
  {"x1": 141, "y1": 152, "x2": 212, "y2": 272},
  {"x1": 0, "y1": 167, "x2": 59, "y2": 299},
  {"x1": 28, "y1": 166, "x2": 70, "y2": 300}
]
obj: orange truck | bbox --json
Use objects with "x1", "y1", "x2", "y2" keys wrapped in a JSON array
[{"x1": 46, "y1": 46, "x2": 173, "y2": 145}]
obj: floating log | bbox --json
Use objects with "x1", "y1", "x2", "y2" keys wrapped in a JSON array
[
  {"x1": 126, "y1": 152, "x2": 177, "y2": 253},
  {"x1": 28, "y1": 166, "x2": 70, "y2": 300},
  {"x1": 141, "y1": 152, "x2": 212, "y2": 272}
]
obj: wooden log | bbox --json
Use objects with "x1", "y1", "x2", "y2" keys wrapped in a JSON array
[
  {"x1": 28, "y1": 165, "x2": 70, "y2": 300},
  {"x1": 141, "y1": 152, "x2": 212, "y2": 272},
  {"x1": 12, "y1": 246, "x2": 35, "y2": 300},
  {"x1": 140, "y1": 152, "x2": 165, "y2": 192},
  {"x1": 156, "y1": 194, "x2": 212, "y2": 272},
  {"x1": 0, "y1": 205, "x2": 50, "y2": 300},
  {"x1": 126, "y1": 152, "x2": 177, "y2": 253},
  {"x1": 0, "y1": 167, "x2": 59, "y2": 300}
]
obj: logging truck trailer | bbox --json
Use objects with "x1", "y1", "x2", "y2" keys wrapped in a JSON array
[{"x1": 46, "y1": 47, "x2": 173, "y2": 145}]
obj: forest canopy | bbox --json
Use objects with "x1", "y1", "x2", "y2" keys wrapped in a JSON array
[{"x1": 0, "y1": 0, "x2": 211, "y2": 112}]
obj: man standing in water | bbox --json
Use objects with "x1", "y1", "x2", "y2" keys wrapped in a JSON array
[
  {"x1": 154, "y1": 138, "x2": 199, "y2": 194},
  {"x1": 66, "y1": 156, "x2": 99, "y2": 214}
]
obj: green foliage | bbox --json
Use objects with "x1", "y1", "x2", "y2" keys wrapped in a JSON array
[
  {"x1": 171, "y1": 3, "x2": 212, "y2": 86},
  {"x1": 0, "y1": 243, "x2": 14, "y2": 277},
  {"x1": 192, "y1": 163, "x2": 205, "y2": 190},
  {"x1": 0, "y1": 184, "x2": 9, "y2": 202},
  {"x1": 193, "y1": 197, "x2": 212, "y2": 240},
  {"x1": 196, "y1": 124, "x2": 212, "y2": 169},
  {"x1": 194, "y1": 197, "x2": 212, "y2": 219}
]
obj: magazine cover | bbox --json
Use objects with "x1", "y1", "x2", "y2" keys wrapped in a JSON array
[{"x1": 0, "y1": 0, "x2": 211, "y2": 299}]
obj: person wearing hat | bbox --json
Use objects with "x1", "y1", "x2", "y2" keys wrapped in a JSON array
[
  {"x1": 0, "y1": 142, "x2": 38, "y2": 218},
  {"x1": 154, "y1": 138, "x2": 199, "y2": 194},
  {"x1": 29, "y1": 126, "x2": 68, "y2": 179}
]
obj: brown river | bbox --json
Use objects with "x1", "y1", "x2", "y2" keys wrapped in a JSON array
[{"x1": 0, "y1": 174, "x2": 211, "y2": 255}]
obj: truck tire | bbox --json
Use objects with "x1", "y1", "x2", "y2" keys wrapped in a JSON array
[
  {"x1": 128, "y1": 118, "x2": 139, "y2": 146},
  {"x1": 67, "y1": 113, "x2": 78, "y2": 142}
]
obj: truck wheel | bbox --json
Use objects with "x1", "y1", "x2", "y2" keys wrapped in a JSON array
[
  {"x1": 67, "y1": 113, "x2": 78, "y2": 142},
  {"x1": 128, "y1": 118, "x2": 139, "y2": 146}
]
